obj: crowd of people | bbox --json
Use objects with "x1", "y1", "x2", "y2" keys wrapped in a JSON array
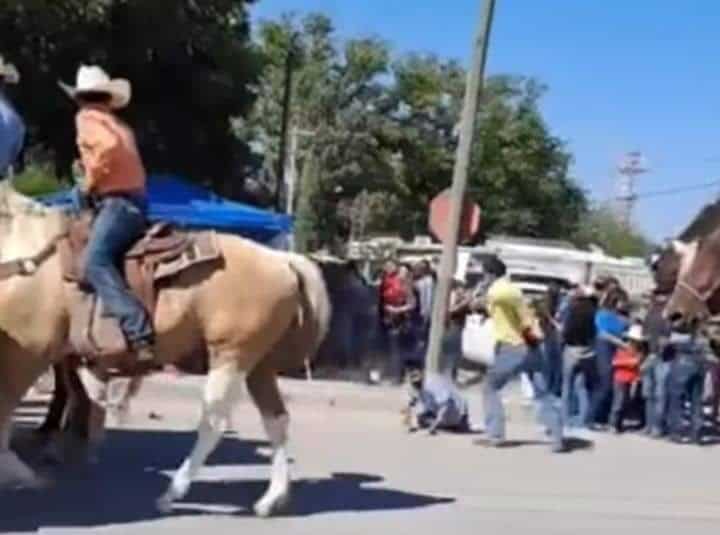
[{"x1": 377, "y1": 254, "x2": 720, "y2": 452}]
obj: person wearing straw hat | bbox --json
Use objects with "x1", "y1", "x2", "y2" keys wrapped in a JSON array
[
  {"x1": 59, "y1": 65, "x2": 154, "y2": 363},
  {"x1": 609, "y1": 323, "x2": 648, "y2": 434},
  {"x1": 0, "y1": 55, "x2": 25, "y2": 178}
]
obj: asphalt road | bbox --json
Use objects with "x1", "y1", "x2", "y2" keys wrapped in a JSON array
[{"x1": 3, "y1": 376, "x2": 720, "y2": 534}]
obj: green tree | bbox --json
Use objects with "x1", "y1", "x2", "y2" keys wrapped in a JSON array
[
  {"x1": 470, "y1": 77, "x2": 587, "y2": 238},
  {"x1": 378, "y1": 54, "x2": 465, "y2": 238},
  {"x1": 241, "y1": 13, "x2": 396, "y2": 250},
  {"x1": 573, "y1": 205, "x2": 653, "y2": 258},
  {"x1": 0, "y1": 0, "x2": 260, "y2": 195},
  {"x1": 384, "y1": 60, "x2": 587, "y2": 240},
  {"x1": 245, "y1": 12, "x2": 589, "y2": 249},
  {"x1": 12, "y1": 164, "x2": 63, "y2": 197}
]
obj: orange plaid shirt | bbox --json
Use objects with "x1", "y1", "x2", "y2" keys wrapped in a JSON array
[{"x1": 76, "y1": 106, "x2": 146, "y2": 196}]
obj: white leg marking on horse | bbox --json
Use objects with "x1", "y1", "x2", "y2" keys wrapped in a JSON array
[
  {"x1": 254, "y1": 413, "x2": 291, "y2": 518},
  {"x1": 107, "y1": 377, "x2": 140, "y2": 427},
  {"x1": 157, "y1": 363, "x2": 245, "y2": 513}
]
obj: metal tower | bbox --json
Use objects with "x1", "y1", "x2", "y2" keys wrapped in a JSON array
[{"x1": 615, "y1": 151, "x2": 649, "y2": 227}]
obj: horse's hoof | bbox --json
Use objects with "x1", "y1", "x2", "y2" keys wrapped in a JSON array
[
  {"x1": 254, "y1": 492, "x2": 291, "y2": 518},
  {"x1": 156, "y1": 494, "x2": 174, "y2": 514},
  {"x1": 24, "y1": 474, "x2": 54, "y2": 490}
]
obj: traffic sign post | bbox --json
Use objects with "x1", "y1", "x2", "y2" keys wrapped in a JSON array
[
  {"x1": 424, "y1": 0, "x2": 496, "y2": 382},
  {"x1": 429, "y1": 188, "x2": 481, "y2": 245}
]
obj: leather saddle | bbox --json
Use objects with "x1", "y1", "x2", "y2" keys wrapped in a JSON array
[{"x1": 58, "y1": 212, "x2": 222, "y2": 358}]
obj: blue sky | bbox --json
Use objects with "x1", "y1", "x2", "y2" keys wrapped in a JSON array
[{"x1": 250, "y1": 1, "x2": 720, "y2": 240}]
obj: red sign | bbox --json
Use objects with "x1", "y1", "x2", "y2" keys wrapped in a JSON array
[{"x1": 429, "y1": 189, "x2": 481, "y2": 244}]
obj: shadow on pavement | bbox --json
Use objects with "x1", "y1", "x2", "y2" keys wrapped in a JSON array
[
  {"x1": 473, "y1": 437, "x2": 594, "y2": 452},
  {"x1": 180, "y1": 472, "x2": 455, "y2": 517},
  {"x1": 1, "y1": 428, "x2": 455, "y2": 532}
]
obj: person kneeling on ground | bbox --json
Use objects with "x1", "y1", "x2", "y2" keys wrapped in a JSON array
[{"x1": 404, "y1": 369, "x2": 470, "y2": 435}]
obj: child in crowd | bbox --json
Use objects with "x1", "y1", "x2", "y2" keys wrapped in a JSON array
[{"x1": 610, "y1": 324, "x2": 649, "y2": 433}]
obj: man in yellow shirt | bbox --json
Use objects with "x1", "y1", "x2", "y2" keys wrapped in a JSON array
[{"x1": 481, "y1": 256, "x2": 564, "y2": 453}]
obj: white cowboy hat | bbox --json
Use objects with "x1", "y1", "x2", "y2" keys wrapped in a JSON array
[
  {"x1": 0, "y1": 55, "x2": 19, "y2": 84},
  {"x1": 625, "y1": 324, "x2": 646, "y2": 342},
  {"x1": 580, "y1": 285, "x2": 595, "y2": 297},
  {"x1": 59, "y1": 65, "x2": 131, "y2": 109}
]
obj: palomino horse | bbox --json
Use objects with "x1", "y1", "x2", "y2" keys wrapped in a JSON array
[
  {"x1": 36, "y1": 254, "x2": 377, "y2": 452},
  {"x1": 0, "y1": 181, "x2": 330, "y2": 517}
]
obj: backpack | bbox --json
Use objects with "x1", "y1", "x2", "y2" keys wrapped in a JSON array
[{"x1": 382, "y1": 274, "x2": 407, "y2": 307}]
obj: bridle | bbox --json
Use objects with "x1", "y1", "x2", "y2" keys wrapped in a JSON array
[
  {"x1": 0, "y1": 232, "x2": 67, "y2": 281},
  {"x1": 673, "y1": 276, "x2": 717, "y2": 319}
]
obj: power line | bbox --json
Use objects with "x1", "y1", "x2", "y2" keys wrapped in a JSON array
[{"x1": 632, "y1": 179, "x2": 720, "y2": 200}]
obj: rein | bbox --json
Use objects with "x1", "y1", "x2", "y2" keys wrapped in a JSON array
[
  {"x1": 0, "y1": 232, "x2": 67, "y2": 281},
  {"x1": 677, "y1": 279, "x2": 707, "y2": 302}
]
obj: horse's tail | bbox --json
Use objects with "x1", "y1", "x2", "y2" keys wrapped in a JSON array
[{"x1": 285, "y1": 252, "x2": 332, "y2": 360}]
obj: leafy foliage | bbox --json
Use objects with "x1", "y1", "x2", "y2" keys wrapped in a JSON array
[
  {"x1": 11, "y1": 164, "x2": 63, "y2": 197},
  {"x1": 573, "y1": 205, "x2": 654, "y2": 258},
  {"x1": 243, "y1": 14, "x2": 594, "y2": 250},
  {"x1": 1, "y1": 4, "x2": 652, "y2": 253},
  {"x1": 0, "y1": 0, "x2": 260, "y2": 196}
]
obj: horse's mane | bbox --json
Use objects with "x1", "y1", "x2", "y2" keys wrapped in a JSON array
[
  {"x1": 700, "y1": 224, "x2": 720, "y2": 257},
  {"x1": 679, "y1": 199, "x2": 720, "y2": 241}
]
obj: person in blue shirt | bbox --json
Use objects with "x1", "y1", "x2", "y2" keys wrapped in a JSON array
[
  {"x1": 588, "y1": 286, "x2": 630, "y2": 428},
  {"x1": 0, "y1": 55, "x2": 25, "y2": 178}
]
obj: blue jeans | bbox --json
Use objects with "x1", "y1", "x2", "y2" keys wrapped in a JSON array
[
  {"x1": 483, "y1": 343, "x2": 563, "y2": 450},
  {"x1": 441, "y1": 323, "x2": 463, "y2": 378},
  {"x1": 386, "y1": 322, "x2": 418, "y2": 383},
  {"x1": 609, "y1": 382, "x2": 632, "y2": 432},
  {"x1": 589, "y1": 339, "x2": 615, "y2": 425},
  {"x1": 667, "y1": 355, "x2": 704, "y2": 442},
  {"x1": 642, "y1": 357, "x2": 670, "y2": 435},
  {"x1": 561, "y1": 346, "x2": 593, "y2": 428},
  {"x1": 542, "y1": 331, "x2": 563, "y2": 397},
  {"x1": 83, "y1": 195, "x2": 153, "y2": 347}
]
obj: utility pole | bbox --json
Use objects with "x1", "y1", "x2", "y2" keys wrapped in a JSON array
[
  {"x1": 276, "y1": 33, "x2": 299, "y2": 212},
  {"x1": 285, "y1": 126, "x2": 299, "y2": 215},
  {"x1": 615, "y1": 151, "x2": 648, "y2": 227},
  {"x1": 285, "y1": 126, "x2": 314, "y2": 216},
  {"x1": 424, "y1": 0, "x2": 496, "y2": 380}
]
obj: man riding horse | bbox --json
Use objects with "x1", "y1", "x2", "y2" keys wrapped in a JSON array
[
  {"x1": 59, "y1": 65, "x2": 155, "y2": 363},
  {"x1": 0, "y1": 55, "x2": 25, "y2": 179}
]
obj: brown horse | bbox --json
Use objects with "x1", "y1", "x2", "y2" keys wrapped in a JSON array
[
  {"x1": 0, "y1": 182, "x2": 330, "y2": 516},
  {"x1": 665, "y1": 231, "x2": 720, "y2": 322},
  {"x1": 651, "y1": 198, "x2": 720, "y2": 300}
]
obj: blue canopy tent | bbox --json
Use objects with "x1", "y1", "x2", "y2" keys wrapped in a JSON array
[{"x1": 40, "y1": 175, "x2": 293, "y2": 245}]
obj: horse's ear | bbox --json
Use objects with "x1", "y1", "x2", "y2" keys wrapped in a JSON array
[{"x1": 672, "y1": 240, "x2": 690, "y2": 256}]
